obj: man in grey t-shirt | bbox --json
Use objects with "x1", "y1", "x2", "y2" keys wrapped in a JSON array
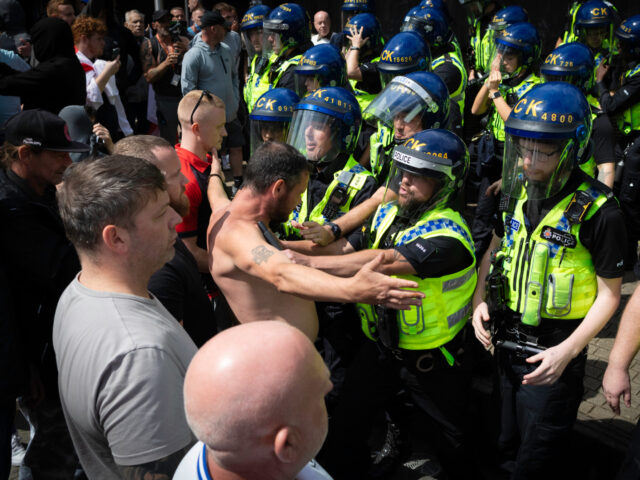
[{"x1": 53, "y1": 154, "x2": 198, "y2": 480}]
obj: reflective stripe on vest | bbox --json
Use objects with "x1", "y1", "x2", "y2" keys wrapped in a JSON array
[
  {"x1": 252, "y1": 53, "x2": 302, "y2": 109},
  {"x1": 283, "y1": 156, "x2": 373, "y2": 238},
  {"x1": 476, "y1": 28, "x2": 496, "y2": 74},
  {"x1": 369, "y1": 123, "x2": 394, "y2": 182},
  {"x1": 617, "y1": 64, "x2": 640, "y2": 135},
  {"x1": 357, "y1": 203, "x2": 477, "y2": 350},
  {"x1": 244, "y1": 55, "x2": 262, "y2": 113},
  {"x1": 488, "y1": 74, "x2": 541, "y2": 142},
  {"x1": 499, "y1": 182, "x2": 608, "y2": 324},
  {"x1": 431, "y1": 51, "x2": 467, "y2": 124}
]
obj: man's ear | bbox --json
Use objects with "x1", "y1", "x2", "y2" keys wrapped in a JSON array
[
  {"x1": 271, "y1": 178, "x2": 287, "y2": 199},
  {"x1": 273, "y1": 426, "x2": 300, "y2": 464},
  {"x1": 102, "y1": 224, "x2": 129, "y2": 254}
]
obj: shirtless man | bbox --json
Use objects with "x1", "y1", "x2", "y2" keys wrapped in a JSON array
[{"x1": 207, "y1": 142, "x2": 424, "y2": 340}]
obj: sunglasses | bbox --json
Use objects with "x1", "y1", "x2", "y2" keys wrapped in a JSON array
[{"x1": 190, "y1": 90, "x2": 212, "y2": 124}]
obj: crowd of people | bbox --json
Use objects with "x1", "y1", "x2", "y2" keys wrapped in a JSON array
[{"x1": 2, "y1": 0, "x2": 640, "y2": 479}]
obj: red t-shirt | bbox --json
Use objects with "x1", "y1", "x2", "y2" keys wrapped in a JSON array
[{"x1": 175, "y1": 144, "x2": 212, "y2": 242}]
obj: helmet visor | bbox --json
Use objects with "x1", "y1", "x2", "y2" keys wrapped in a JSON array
[
  {"x1": 242, "y1": 28, "x2": 263, "y2": 58},
  {"x1": 502, "y1": 134, "x2": 574, "y2": 200},
  {"x1": 262, "y1": 21, "x2": 285, "y2": 57},
  {"x1": 294, "y1": 73, "x2": 322, "y2": 98},
  {"x1": 287, "y1": 109, "x2": 341, "y2": 164},
  {"x1": 363, "y1": 76, "x2": 441, "y2": 130},
  {"x1": 249, "y1": 119, "x2": 289, "y2": 156},
  {"x1": 490, "y1": 43, "x2": 523, "y2": 80}
]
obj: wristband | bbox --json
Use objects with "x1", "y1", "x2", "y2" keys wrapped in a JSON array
[
  {"x1": 349, "y1": 46, "x2": 360, "y2": 51},
  {"x1": 490, "y1": 90, "x2": 502, "y2": 100},
  {"x1": 326, "y1": 221, "x2": 342, "y2": 240},
  {"x1": 209, "y1": 173, "x2": 224, "y2": 182}
]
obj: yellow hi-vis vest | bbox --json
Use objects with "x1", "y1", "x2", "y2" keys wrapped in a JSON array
[
  {"x1": 488, "y1": 73, "x2": 541, "y2": 142},
  {"x1": 251, "y1": 51, "x2": 302, "y2": 108},
  {"x1": 283, "y1": 156, "x2": 374, "y2": 239},
  {"x1": 498, "y1": 181, "x2": 609, "y2": 326},
  {"x1": 244, "y1": 54, "x2": 263, "y2": 113},
  {"x1": 616, "y1": 64, "x2": 640, "y2": 136},
  {"x1": 431, "y1": 50, "x2": 468, "y2": 124},
  {"x1": 368, "y1": 122, "x2": 394, "y2": 183},
  {"x1": 357, "y1": 203, "x2": 477, "y2": 350}
]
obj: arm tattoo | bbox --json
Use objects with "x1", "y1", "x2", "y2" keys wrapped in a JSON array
[
  {"x1": 251, "y1": 245, "x2": 275, "y2": 265},
  {"x1": 141, "y1": 39, "x2": 155, "y2": 73},
  {"x1": 118, "y1": 444, "x2": 192, "y2": 480},
  {"x1": 392, "y1": 249, "x2": 409, "y2": 263}
]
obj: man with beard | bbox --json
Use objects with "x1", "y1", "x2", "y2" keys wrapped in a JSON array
[
  {"x1": 289, "y1": 129, "x2": 478, "y2": 479},
  {"x1": 113, "y1": 135, "x2": 217, "y2": 346},
  {"x1": 207, "y1": 141, "x2": 424, "y2": 341}
]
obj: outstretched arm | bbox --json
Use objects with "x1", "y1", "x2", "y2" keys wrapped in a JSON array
[{"x1": 224, "y1": 222, "x2": 424, "y2": 309}]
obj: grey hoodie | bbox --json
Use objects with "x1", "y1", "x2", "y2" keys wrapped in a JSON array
[{"x1": 181, "y1": 34, "x2": 239, "y2": 122}]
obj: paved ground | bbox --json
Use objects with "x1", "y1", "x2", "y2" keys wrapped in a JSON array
[{"x1": 573, "y1": 274, "x2": 640, "y2": 453}]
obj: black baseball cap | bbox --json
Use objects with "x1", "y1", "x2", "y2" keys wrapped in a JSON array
[
  {"x1": 152, "y1": 9, "x2": 170, "y2": 22},
  {"x1": 5, "y1": 109, "x2": 90, "y2": 153},
  {"x1": 201, "y1": 10, "x2": 225, "y2": 28}
]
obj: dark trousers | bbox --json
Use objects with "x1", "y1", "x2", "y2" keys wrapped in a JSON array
[
  {"x1": 155, "y1": 95, "x2": 181, "y2": 145},
  {"x1": 318, "y1": 328, "x2": 475, "y2": 480},
  {"x1": 619, "y1": 134, "x2": 640, "y2": 265},
  {"x1": 496, "y1": 348, "x2": 586, "y2": 480},
  {"x1": 18, "y1": 397, "x2": 78, "y2": 480},
  {"x1": 472, "y1": 134, "x2": 503, "y2": 259},
  {"x1": 617, "y1": 417, "x2": 640, "y2": 479}
]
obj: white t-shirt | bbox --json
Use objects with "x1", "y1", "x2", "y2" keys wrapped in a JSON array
[{"x1": 173, "y1": 441, "x2": 334, "y2": 480}]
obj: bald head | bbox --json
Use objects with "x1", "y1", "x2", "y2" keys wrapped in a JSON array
[
  {"x1": 314, "y1": 11, "x2": 330, "y2": 38},
  {"x1": 184, "y1": 321, "x2": 332, "y2": 477}
]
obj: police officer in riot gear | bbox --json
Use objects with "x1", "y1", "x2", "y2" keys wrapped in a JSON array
[
  {"x1": 471, "y1": 21, "x2": 542, "y2": 259},
  {"x1": 248, "y1": 87, "x2": 299, "y2": 155},
  {"x1": 364, "y1": 71, "x2": 452, "y2": 181},
  {"x1": 401, "y1": 6, "x2": 468, "y2": 124},
  {"x1": 597, "y1": 14, "x2": 640, "y2": 268},
  {"x1": 343, "y1": 12, "x2": 384, "y2": 112},
  {"x1": 541, "y1": 41, "x2": 617, "y2": 186},
  {"x1": 282, "y1": 86, "x2": 377, "y2": 415},
  {"x1": 472, "y1": 82, "x2": 625, "y2": 478},
  {"x1": 241, "y1": 4, "x2": 271, "y2": 113},
  {"x1": 248, "y1": 3, "x2": 312, "y2": 105},
  {"x1": 301, "y1": 129, "x2": 478, "y2": 479},
  {"x1": 293, "y1": 43, "x2": 349, "y2": 98}
]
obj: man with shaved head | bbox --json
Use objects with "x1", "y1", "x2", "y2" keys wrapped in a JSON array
[
  {"x1": 173, "y1": 321, "x2": 334, "y2": 480},
  {"x1": 312, "y1": 11, "x2": 331, "y2": 45}
]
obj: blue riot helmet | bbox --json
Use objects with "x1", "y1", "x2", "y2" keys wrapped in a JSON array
[
  {"x1": 249, "y1": 88, "x2": 300, "y2": 155},
  {"x1": 574, "y1": 1, "x2": 613, "y2": 50},
  {"x1": 364, "y1": 71, "x2": 450, "y2": 138},
  {"x1": 343, "y1": 13, "x2": 384, "y2": 59},
  {"x1": 377, "y1": 32, "x2": 431, "y2": 88},
  {"x1": 493, "y1": 22, "x2": 541, "y2": 80},
  {"x1": 262, "y1": 3, "x2": 311, "y2": 58},
  {"x1": 294, "y1": 44, "x2": 348, "y2": 98},
  {"x1": 401, "y1": 6, "x2": 451, "y2": 49},
  {"x1": 418, "y1": 0, "x2": 451, "y2": 22},
  {"x1": 615, "y1": 15, "x2": 640, "y2": 59},
  {"x1": 502, "y1": 82, "x2": 592, "y2": 201},
  {"x1": 241, "y1": 4, "x2": 271, "y2": 58},
  {"x1": 287, "y1": 87, "x2": 362, "y2": 164},
  {"x1": 390, "y1": 128, "x2": 469, "y2": 210},
  {"x1": 488, "y1": 5, "x2": 527, "y2": 31},
  {"x1": 540, "y1": 42, "x2": 595, "y2": 93},
  {"x1": 341, "y1": 0, "x2": 375, "y2": 30}
]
